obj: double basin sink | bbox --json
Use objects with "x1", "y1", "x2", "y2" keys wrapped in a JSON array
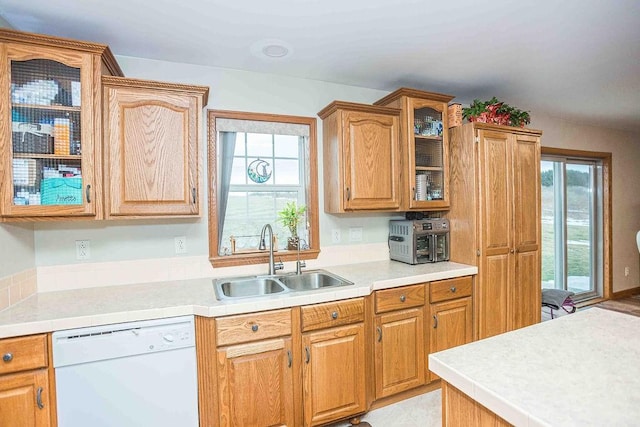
[{"x1": 214, "y1": 269, "x2": 353, "y2": 300}]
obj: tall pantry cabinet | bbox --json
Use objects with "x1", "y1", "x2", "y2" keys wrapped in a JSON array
[{"x1": 447, "y1": 123, "x2": 542, "y2": 339}]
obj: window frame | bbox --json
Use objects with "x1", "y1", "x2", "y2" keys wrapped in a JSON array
[
  {"x1": 207, "y1": 110, "x2": 320, "y2": 267},
  {"x1": 541, "y1": 147, "x2": 612, "y2": 302}
]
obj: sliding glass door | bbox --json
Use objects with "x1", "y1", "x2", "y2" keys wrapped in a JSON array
[{"x1": 541, "y1": 156, "x2": 603, "y2": 301}]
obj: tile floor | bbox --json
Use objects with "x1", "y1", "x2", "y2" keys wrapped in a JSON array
[{"x1": 329, "y1": 389, "x2": 442, "y2": 427}]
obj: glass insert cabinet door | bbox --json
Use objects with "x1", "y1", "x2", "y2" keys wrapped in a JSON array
[
  {"x1": 409, "y1": 99, "x2": 449, "y2": 209},
  {"x1": 2, "y1": 45, "x2": 96, "y2": 217}
]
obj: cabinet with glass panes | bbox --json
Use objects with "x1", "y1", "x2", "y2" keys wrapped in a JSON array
[
  {"x1": 0, "y1": 29, "x2": 122, "y2": 219},
  {"x1": 375, "y1": 88, "x2": 454, "y2": 211}
]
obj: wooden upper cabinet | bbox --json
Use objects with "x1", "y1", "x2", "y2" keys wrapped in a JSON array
[
  {"x1": 375, "y1": 88, "x2": 455, "y2": 211},
  {"x1": 0, "y1": 28, "x2": 122, "y2": 221},
  {"x1": 318, "y1": 101, "x2": 401, "y2": 212},
  {"x1": 102, "y1": 76, "x2": 208, "y2": 218}
]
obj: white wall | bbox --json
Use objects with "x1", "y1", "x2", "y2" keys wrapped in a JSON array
[
  {"x1": 0, "y1": 223, "x2": 35, "y2": 277},
  {"x1": 0, "y1": 15, "x2": 13, "y2": 29},
  {"x1": 26, "y1": 56, "x2": 640, "y2": 292},
  {"x1": 33, "y1": 57, "x2": 398, "y2": 267}
]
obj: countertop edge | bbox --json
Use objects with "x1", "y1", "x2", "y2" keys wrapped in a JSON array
[{"x1": 0, "y1": 261, "x2": 477, "y2": 339}]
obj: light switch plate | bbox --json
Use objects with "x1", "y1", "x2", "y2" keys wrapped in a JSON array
[{"x1": 349, "y1": 227, "x2": 363, "y2": 242}]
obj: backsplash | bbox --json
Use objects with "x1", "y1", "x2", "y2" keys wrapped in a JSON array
[
  {"x1": 36, "y1": 242, "x2": 390, "y2": 293},
  {"x1": 0, "y1": 268, "x2": 37, "y2": 311}
]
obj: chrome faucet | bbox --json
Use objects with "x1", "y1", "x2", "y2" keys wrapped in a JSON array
[
  {"x1": 259, "y1": 224, "x2": 284, "y2": 275},
  {"x1": 295, "y1": 236, "x2": 306, "y2": 275}
]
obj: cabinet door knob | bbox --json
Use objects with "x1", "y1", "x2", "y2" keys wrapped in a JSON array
[
  {"x1": 510, "y1": 248, "x2": 515, "y2": 254},
  {"x1": 450, "y1": 287, "x2": 457, "y2": 293},
  {"x1": 2, "y1": 353, "x2": 13, "y2": 363},
  {"x1": 251, "y1": 324, "x2": 259, "y2": 332},
  {"x1": 331, "y1": 311, "x2": 338, "y2": 320},
  {"x1": 400, "y1": 295, "x2": 406, "y2": 302}
]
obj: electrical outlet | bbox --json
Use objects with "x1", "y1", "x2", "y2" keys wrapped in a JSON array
[
  {"x1": 76, "y1": 240, "x2": 90, "y2": 260},
  {"x1": 331, "y1": 229, "x2": 341, "y2": 244},
  {"x1": 175, "y1": 236, "x2": 187, "y2": 254},
  {"x1": 349, "y1": 227, "x2": 363, "y2": 242},
  {"x1": 625, "y1": 266, "x2": 630, "y2": 277}
]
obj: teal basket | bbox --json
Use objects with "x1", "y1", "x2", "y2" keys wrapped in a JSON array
[{"x1": 41, "y1": 178, "x2": 83, "y2": 205}]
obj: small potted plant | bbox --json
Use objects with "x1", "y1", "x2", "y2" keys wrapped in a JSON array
[
  {"x1": 277, "y1": 201, "x2": 306, "y2": 250},
  {"x1": 462, "y1": 97, "x2": 531, "y2": 127}
]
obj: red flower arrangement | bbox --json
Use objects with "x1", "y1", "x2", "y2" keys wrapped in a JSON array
[{"x1": 462, "y1": 97, "x2": 531, "y2": 128}]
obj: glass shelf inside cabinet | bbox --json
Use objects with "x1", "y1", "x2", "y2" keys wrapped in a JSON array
[
  {"x1": 11, "y1": 59, "x2": 84, "y2": 207},
  {"x1": 413, "y1": 106, "x2": 444, "y2": 201}
]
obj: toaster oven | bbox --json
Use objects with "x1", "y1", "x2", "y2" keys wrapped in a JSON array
[{"x1": 389, "y1": 219, "x2": 450, "y2": 264}]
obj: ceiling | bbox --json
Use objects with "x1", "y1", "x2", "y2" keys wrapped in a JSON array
[{"x1": 1, "y1": 0, "x2": 639, "y2": 131}]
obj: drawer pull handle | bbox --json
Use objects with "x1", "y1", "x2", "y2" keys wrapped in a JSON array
[
  {"x1": 376, "y1": 326, "x2": 382, "y2": 342},
  {"x1": 287, "y1": 350, "x2": 292, "y2": 368},
  {"x1": 450, "y1": 286, "x2": 457, "y2": 293},
  {"x1": 2, "y1": 353, "x2": 13, "y2": 363},
  {"x1": 305, "y1": 346, "x2": 310, "y2": 364},
  {"x1": 433, "y1": 315, "x2": 438, "y2": 329},
  {"x1": 331, "y1": 311, "x2": 338, "y2": 320},
  {"x1": 192, "y1": 188, "x2": 197, "y2": 204},
  {"x1": 251, "y1": 324, "x2": 259, "y2": 332},
  {"x1": 85, "y1": 184, "x2": 91, "y2": 203},
  {"x1": 400, "y1": 295, "x2": 406, "y2": 302},
  {"x1": 346, "y1": 187, "x2": 351, "y2": 201},
  {"x1": 36, "y1": 387, "x2": 44, "y2": 409}
]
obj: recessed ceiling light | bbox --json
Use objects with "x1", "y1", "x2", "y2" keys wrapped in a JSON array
[
  {"x1": 250, "y1": 39, "x2": 293, "y2": 59},
  {"x1": 262, "y1": 44, "x2": 289, "y2": 58}
]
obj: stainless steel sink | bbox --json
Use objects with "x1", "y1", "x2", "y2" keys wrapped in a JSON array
[
  {"x1": 213, "y1": 270, "x2": 353, "y2": 300},
  {"x1": 278, "y1": 270, "x2": 353, "y2": 291},
  {"x1": 215, "y1": 276, "x2": 288, "y2": 300}
]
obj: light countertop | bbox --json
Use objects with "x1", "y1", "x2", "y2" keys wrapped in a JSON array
[
  {"x1": 429, "y1": 308, "x2": 640, "y2": 427},
  {"x1": 0, "y1": 260, "x2": 476, "y2": 339}
]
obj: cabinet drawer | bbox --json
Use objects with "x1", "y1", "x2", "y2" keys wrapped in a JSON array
[
  {"x1": 375, "y1": 284, "x2": 425, "y2": 314},
  {"x1": 216, "y1": 308, "x2": 292, "y2": 347},
  {"x1": 430, "y1": 276, "x2": 473, "y2": 303},
  {"x1": 301, "y1": 298, "x2": 364, "y2": 332},
  {"x1": 0, "y1": 334, "x2": 47, "y2": 375}
]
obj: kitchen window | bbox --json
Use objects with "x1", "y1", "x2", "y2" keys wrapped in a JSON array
[
  {"x1": 208, "y1": 110, "x2": 319, "y2": 267},
  {"x1": 541, "y1": 148, "x2": 611, "y2": 302}
]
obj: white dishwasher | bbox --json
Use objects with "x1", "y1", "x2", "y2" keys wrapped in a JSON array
[{"x1": 52, "y1": 315, "x2": 199, "y2": 427}]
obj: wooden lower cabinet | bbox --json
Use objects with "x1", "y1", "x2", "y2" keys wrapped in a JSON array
[
  {"x1": 217, "y1": 337, "x2": 295, "y2": 427},
  {"x1": 196, "y1": 282, "x2": 475, "y2": 426},
  {"x1": 0, "y1": 334, "x2": 53, "y2": 427},
  {"x1": 0, "y1": 370, "x2": 51, "y2": 427},
  {"x1": 373, "y1": 283, "x2": 426, "y2": 400},
  {"x1": 302, "y1": 323, "x2": 366, "y2": 426},
  {"x1": 374, "y1": 308, "x2": 425, "y2": 398}
]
